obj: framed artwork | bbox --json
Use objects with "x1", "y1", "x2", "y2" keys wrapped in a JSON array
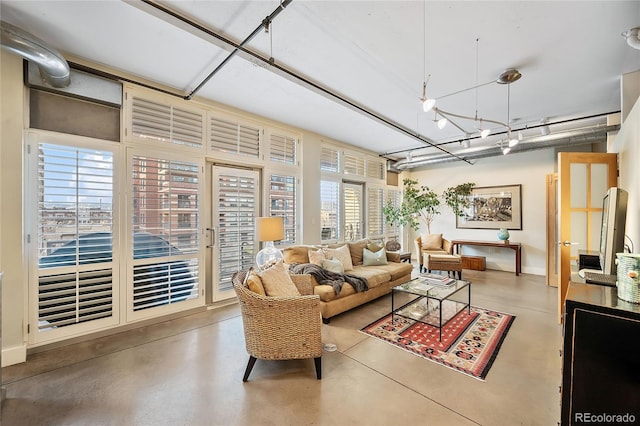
[{"x1": 456, "y1": 184, "x2": 522, "y2": 230}]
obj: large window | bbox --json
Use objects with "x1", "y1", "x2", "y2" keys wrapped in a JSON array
[
  {"x1": 269, "y1": 173, "x2": 297, "y2": 245},
  {"x1": 320, "y1": 180, "x2": 340, "y2": 241},
  {"x1": 34, "y1": 140, "x2": 117, "y2": 336}
]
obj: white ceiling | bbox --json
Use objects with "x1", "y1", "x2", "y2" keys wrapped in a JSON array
[{"x1": 2, "y1": 1, "x2": 639, "y2": 166}]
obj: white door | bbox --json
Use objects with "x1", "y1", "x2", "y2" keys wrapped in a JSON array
[{"x1": 212, "y1": 166, "x2": 260, "y2": 301}]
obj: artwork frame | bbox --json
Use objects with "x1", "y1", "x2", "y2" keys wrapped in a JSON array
[{"x1": 456, "y1": 184, "x2": 522, "y2": 230}]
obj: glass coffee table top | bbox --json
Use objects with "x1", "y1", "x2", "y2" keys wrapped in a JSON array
[{"x1": 393, "y1": 276, "x2": 470, "y2": 300}]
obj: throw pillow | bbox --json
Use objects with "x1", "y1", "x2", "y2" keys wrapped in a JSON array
[
  {"x1": 366, "y1": 241, "x2": 383, "y2": 253},
  {"x1": 363, "y1": 247, "x2": 388, "y2": 266},
  {"x1": 322, "y1": 258, "x2": 344, "y2": 274},
  {"x1": 247, "y1": 271, "x2": 266, "y2": 296},
  {"x1": 282, "y1": 246, "x2": 311, "y2": 264},
  {"x1": 308, "y1": 249, "x2": 326, "y2": 266},
  {"x1": 257, "y1": 261, "x2": 300, "y2": 297},
  {"x1": 347, "y1": 238, "x2": 368, "y2": 266},
  {"x1": 326, "y1": 244, "x2": 354, "y2": 271},
  {"x1": 421, "y1": 233, "x2": 443, "y2": 250}
]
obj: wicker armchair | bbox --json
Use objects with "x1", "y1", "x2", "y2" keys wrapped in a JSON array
[{"x1": 231, "y1": 270, "x2": 323, "y2": 382}]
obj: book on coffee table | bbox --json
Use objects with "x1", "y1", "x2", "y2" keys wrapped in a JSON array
[{"x1": 419, "y1": 273, "x2": 456, "y2": 286}]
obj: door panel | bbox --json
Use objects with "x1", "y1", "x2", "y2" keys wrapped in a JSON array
[
  {"x1": 557, "y1": 152, "x2": 617, "y2": 322},
  {"x1": 212, "y1": 166, "x2": 259, "y2": 301}
]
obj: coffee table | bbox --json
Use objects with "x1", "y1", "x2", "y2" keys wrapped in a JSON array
[{"x1": 391, "y1": 277, "x2": 471, "y2": 340}]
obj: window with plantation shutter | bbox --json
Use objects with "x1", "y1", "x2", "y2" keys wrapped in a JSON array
[
  {"x1": 131, "y1": 155, "x2": 200, "y2": 312},
  {"x1": 36, "y1": 143, "x2": 116, "y2": 332},
  {"x1": 320, "y1": 180, "x2": 339, "y2": 241},
  {"x1": 344, "y1": 153, "x2": 365, "y2": 176},
  {"x1": 270, "y1": 133, "x2": 297, "y2": 165},
  {"x1": 367, "y1": 159, "x2": 385, "y2": 180},
  {"x1": 321, "y1": 145, "x2": 339, "y2": 172},
  {"x1": 130, "y1": 96, "x2": 204, "y2": 148},
  {"x1": 367, "y1": 187, "x2": 384, "y2": 238},
  {"x1": 209, "y1": 116, "x2": 260, "y2": 158},
  {"x1": 344, "y1": 183, "x2": 363, "y2": 241},
  {"x1": 269, "y1": 174, "x2": 297, "y2": 245}
]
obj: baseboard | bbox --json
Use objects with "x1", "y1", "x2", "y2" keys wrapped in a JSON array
[{"x1": 2, "y1": 343, "x2": 27, "y2": 367}]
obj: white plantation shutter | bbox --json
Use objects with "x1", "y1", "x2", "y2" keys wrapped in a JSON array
[
  {"x1": 321, "y1": 145, "x2": 339, "y2": 172},
  {"x1": 130, "y1": 96, "x2": 204, "y2": 148},
  {"x1": 131, "y1": 155, "x2": 200, "y2": 312},
  {"x1": 320, "y1": 180, "x2": 339, "y2": 241},
  {"x1": 368, "y1": 187, "x2": 384, "y2": 238},
  {"x1": 216, "y1": 171, "x2": 259, "y2": 291},
  {"x1": 269, "y1": 174, "x2": 297, "y2": 245},
  {"x1": 344, "y1": 184, "x2": 363, "y2": 241},
  {"x1": 209, "y1": 116, "x2": 260, "y2": 158},
  {"x1": 344, "y1": 152, "x2": 365, "y2": 176},
  {"x1": 270, "y1": 133, "x2": 297, "y2": 165},
  {"x1": 367, "y1": 159, "x2": 385, "y2": 180},
  {"x1": 36, "y1": 143, "x2": 115, "y2": 331}
]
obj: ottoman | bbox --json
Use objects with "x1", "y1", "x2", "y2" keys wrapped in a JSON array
[{"x1": 424, "y1": 253, "x2": 463, "y2": 279}]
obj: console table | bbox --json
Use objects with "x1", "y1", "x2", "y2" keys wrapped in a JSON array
[{"x1": 451, "y1": 239, "x2": 522, "y2": 276}]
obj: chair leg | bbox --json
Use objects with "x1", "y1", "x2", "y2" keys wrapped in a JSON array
[
  {"x1": 322, "y1": 317, "x2": 330, "y2": 324},
  {"x1": 314, "y1": 357, "x2": 322, "y2": 379},
  {"x1": 243, "y1": 356, "x2": 257, "y2": 382}
]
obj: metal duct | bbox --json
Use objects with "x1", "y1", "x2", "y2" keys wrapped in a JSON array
[
  {"x1": 393, "y1": 124, "x2": 620, "y2": 170},
  {"x1": 1, "y1": 20, "x2": 70, "y2": 88}
]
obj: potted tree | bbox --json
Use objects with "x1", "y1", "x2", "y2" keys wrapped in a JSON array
[{"x1": 383, "y1": 178, "x2": 475, "y2": 234}]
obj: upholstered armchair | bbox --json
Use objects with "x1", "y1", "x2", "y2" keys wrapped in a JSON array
[
  {"x1": 231, "y1": 270, "x2": 323, "y2": 382},
  {"x1": 414, "y1": 234, "x2": 453, "y2": 273}
]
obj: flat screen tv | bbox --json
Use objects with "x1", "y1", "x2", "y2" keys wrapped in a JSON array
[{"x1": 599, "y1": 187, "x2": 628, "y2": 275}]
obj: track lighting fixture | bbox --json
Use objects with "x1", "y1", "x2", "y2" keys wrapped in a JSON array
[
  {"x1": 502, "y1": 146, "x2": 511, "y2": 155},
  {"x1": 479, "y1": 126, "x2": 491, "y2": 139},
  {"x1": 622, "y1": 27, "x2": 640, "y2": 50},
  {"x1": 437, "y1": 117, "x2": 448, "y2": 129}
]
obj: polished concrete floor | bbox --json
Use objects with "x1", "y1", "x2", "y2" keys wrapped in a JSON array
[{"x1": 2, "y1": 268, "x2": 562, "y2": 425}]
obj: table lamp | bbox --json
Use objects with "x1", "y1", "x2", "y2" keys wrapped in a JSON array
[{"x1": 255, "y1": 216, "x2": 285, "y2": 271}]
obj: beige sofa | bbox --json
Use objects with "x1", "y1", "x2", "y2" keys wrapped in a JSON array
[
  {"x1": 283, "y1": 239, "x2": 413, "y2": 323},
  {"x1": 414, "y1": 234, "x2": 453, "y2": 273}
]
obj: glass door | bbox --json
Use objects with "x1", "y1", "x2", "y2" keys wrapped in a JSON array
[
  {"x1": 343, "y1": 182, "x2": 363, "y2": 241},
  {"x1": 212, "y1": 166, "x2": 259, "y2": 301}
]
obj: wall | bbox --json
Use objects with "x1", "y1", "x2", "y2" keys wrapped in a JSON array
[
  {"x1": 0, "y1": 51, "x2": 27, "y2": 365},
  {"x1": 408, "y1": 149, "x2": 555, "y2": 276},
  {"x1": 613, "y1": 96, "x2": 640, "y2": 250}
]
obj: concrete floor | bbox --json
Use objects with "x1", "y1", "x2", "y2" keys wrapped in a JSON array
[{"x1": 2, "y1": 269, "x2": 562, "y2": 426}]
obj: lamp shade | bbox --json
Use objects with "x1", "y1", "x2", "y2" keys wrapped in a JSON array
[{"x1": 256, "y1": 217, "x2": 284, "y2": 242}]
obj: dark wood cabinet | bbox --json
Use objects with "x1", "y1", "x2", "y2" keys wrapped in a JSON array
[{"x1": 561, "y1": 282, "x2": 640, "y2": 425}]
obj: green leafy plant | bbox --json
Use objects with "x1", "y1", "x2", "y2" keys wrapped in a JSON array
[{"x1": 383, "y1": 178, "x2": 475, "y2": 234}]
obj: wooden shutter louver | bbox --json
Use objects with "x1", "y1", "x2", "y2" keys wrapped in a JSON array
[
  {"x1": 344, "y1": 153, "x2": 365, "y2": 176},
  {"x1": 367, "y1": 159, "x2": 385, "y2": 180},
  {"x1": 368, "y1": 188, "x2": 384, "y2": 238},
  {"x1": 321, "y1": 146, "x2": 339, "y2": 172},
  {"x1": 270, "y1": 134, "x2": 297, "y2": 165},
  {"x1": 131, "y1": 97, "x2": 203, "y2": 148},
  {"x1": 209, "y1": 116, "x2": 260, "y2": 158}
]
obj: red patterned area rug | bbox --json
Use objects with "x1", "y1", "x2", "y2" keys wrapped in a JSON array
[{"x1": 361, "y1": 306, "x2": 515, "y2": 380}]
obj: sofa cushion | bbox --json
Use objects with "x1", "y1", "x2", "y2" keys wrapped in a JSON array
[
  {"x1": 326, "y1": 244, "x2": 354, "y2": 271},
  {"x1": 308, "y1": 248, "x2": 326, "y2": 266},
  {"x1": 347, "y1": 239, "x2": 369, "y2": 266},
  {"x1": 372, "y1": 262, "x2": 413, "y2": 281},
  {"x1": 366, "y1": 241, "x2": 383, "y2": 253},
  {"x1": 283, "y1": 245, "x2": 312, "y2": 264},
  {"x1": 350, "y1": 266, "x2": 390, "y2": 288},
  {"x1": 421, "y1": 233, "x2": 443, "y2": 250},
  {"x1": 322, "y1": 258, "x2": 344, "y2": 274},
  {"x1": 314, "y1": 282, "x2": 356, "y2": 302},
  {"x1": 363, "y1": 247, "x2": 388, "y2": 266},
  {"x1": 258, "y1": 262, "x2": 300, "y2": 297}
]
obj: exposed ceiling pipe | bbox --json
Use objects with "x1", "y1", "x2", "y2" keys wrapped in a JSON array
[
  {"x1": 184, "y1": 0, "x2": 293, "y2": 99},
  {"x1": 393, "y1": 124, "x2": 620, "y2": 170},
  {"x1": 1, "y1": 20, "x2": 70, "y2": 88}
]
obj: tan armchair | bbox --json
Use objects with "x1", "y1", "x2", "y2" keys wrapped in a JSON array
[
  {"x1": 414, "y1": 234, "x2": 453, "y2": 273},
  {"x1": 231, "y1": 270, "x2": 323, "y2": 382}
]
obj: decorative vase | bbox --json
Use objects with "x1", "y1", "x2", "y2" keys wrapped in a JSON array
[{"x1": 497, "y1": 228, "x2": 510, "y2": 242}]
